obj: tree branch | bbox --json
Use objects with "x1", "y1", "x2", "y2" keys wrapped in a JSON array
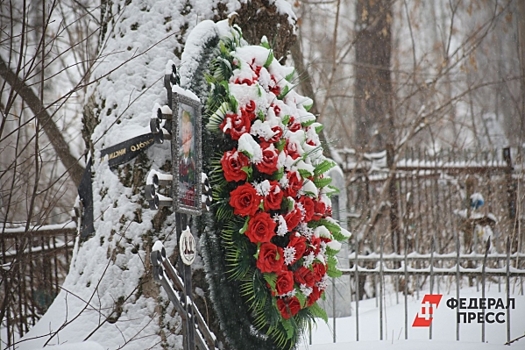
[{"x1": 0, "y1": 55, "x2": 84, "y2": 188}]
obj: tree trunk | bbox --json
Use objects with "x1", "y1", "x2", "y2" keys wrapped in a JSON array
[
  {"x1": 18, "y1": 1, "x2": 297, "y2": 348},
  {"x1": 354, "y1": 0, "x2": 393, "y2": 153}
]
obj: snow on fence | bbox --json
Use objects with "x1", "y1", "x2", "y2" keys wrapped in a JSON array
[
  {"x1": 1, "y1": 147, "x2": 523, "y2": 347},
  {"x1": 337, "y1": 147, "x2": 524, "y2": 258},
  {"x1": 316, "y1": 146, "x2": 524, "y2": 345},
  {"x1": 0, "y1": 221, "x2": 77, "y2": 346},
  {"x1": 317, "y1": 235, "x2": 525, "y2": 345}
]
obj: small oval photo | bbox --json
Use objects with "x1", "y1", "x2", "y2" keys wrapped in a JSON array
[{"x1": 179, "y1": 226, "x2": 196, "y2": 265}]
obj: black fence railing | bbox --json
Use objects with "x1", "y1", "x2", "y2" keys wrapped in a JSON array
[{"x1": 0, "y1": 221, "x2": 77, "y2": 347}]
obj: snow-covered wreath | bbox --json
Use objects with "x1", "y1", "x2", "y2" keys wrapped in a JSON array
[{"x1": 204, "y1": 28, "x2": 350, "y2": 348}]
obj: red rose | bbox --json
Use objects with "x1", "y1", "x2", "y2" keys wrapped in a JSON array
[
  {"x1": 299, "y1": 196, "x2": 315, "y2": 222},
  {"x1": 246, "y1": 212, "x2": 277, "y2": 243},
  {"x1": 284, "y1": 207, "x2": 302, "y2": 231},
  {"x1": 263, "y1": 181, "x2": 283, "y2": 211},
  {"x1": 275, "y1": 270, "x2": 294, "y2": 295},
  {"x1": 277, "y1": 296, "x2": 301, "y2": 319},
  {"x1": 256, "y1": 242, "x2": 284, "y2": 273},
  {"x1": 220, "y1": 112, "x2": 251, "y2": 140},
  {"x1": 256, "y1": 145, "x2": 279, "y2": 175},
  {"x1": 241, "y1": 106, "x2": 256, "y2": 121},
  {"x1": 285, "y1": 172, "x2": 303, "y2": 198},
  {"x1": 272, "y1": 104, "x2": 281, "y2": 116},
  {"x1": 312, "y1": 199, "x2": 327, "y2": 220},
  {"x1": 312, "y1": 262, "x2": 327, "y2": 282},
  {"x1": 287, "y1": 233, "x2": 306, "y2": 262},
  {"x1": 285, "y1": 139, "x2": 301, "y2": 160},
  {"x1": 221, "y1": 149, "x2": 250, "y2": 182},
  {"x1": 294, "y1": 266, "x2": 315, "y2": 287},
  {"x1": 229, "y1": 183, "x2": 261, "y2": 217},
  {"x1": 288, "y1": 116, "x2": 301, "y2": 132},
  {"x1": 308, "y1": 235, "x2": 322, "y2": 255},
  {"x1": 267, "y1": 126, "x2": 283, "y2": 143},
  {"x1": 307, "y1": 286, "x2": 322, "y2": 306},
  {"x1": 270, "y1": 76, "x2": 281, "y2": 96},
  {"x1": 235, "y1": 78, "x2": 254, "y2": 86},
  {"x1": 244, "y1": 100, "x2": 256, "y2": 113},
  {"x1": 325, "y1": 205, "x2": 333, "y2": 217},
  {"x1": 249, "y1": 61, "x2": 262, "y2": 77}
]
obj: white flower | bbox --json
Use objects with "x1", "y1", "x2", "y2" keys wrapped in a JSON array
[
  {"x1": 320, "y1": 241, "x2": 327, "y2": 256},
  {"x1": 303, "y1": 251, "x2": 315, "y2": 267},
  {"x1": 274, "y1": 215, "x2": 288, "y2": 236},
  {"x1": 254, "y1": 180, "x2": 271, "y2": 196},
  {"x1": 297, "y1": 223, "x2": 313, "y2": 240},
  {"x1": 283, "y1": 246, "x2": 296, "y2": 265},
  {"x1": 300, "y1": 284, "x2": 313, "y2": 297},
  {"x1": 280, "y1": 289, "x2": 296, "y2": 298},
  {"x1": 317, "y1": 274, "x2": 330, "y2": 291}
]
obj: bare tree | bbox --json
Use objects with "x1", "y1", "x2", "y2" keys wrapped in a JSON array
[{"x1": 0, "y1": 0, "x2": 99, "y2": 345}]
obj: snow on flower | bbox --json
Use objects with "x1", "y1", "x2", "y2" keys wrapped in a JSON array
[
  {"x1": 326, "y1": 239, "x2": 342, "y2": 252},
  {"x1": 300, "y1": 180, "x2": 318, "y2": 197},
  {"x1": 207, "y1": 30, "x2": 350, "y2": 332},
  {"x1": 314, "y1": 225, "x2": 331, "y2": 239},
  {"x1": 238, "y1": 133, "x2": 262, "y2": 162}
]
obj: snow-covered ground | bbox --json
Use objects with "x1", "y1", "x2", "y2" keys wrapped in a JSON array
[
  {"x1": 299, "y1": 286, "x2": 525, "y2": 350},
  {"x1": 8, "y1": 284, "x2": 524, "y2": 349}
]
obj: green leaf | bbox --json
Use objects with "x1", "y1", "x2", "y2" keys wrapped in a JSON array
[
  {"x1": 331, "y1": 227, "x2": 348, "y2": 243},
  {"x1": 283, "y1": 319, "x2": 295, "y2": 340},
  {"x1": 273, "y1": 167, "x2": 285, "y2": 181},
  {"x1": 275, "y1": 138, "x2": 286, "y2": 152},
  {"x1": 206, "y1": 101, "x2": 230, "y2": 131},
  {"x1": 278, "y1": 84, "x2": 291, "y2": 100},
  {"x1": 298, "y1": 168, "x2": 313, "y2": 179},
  {"x1": 304, "y1": 102, "x2": 313, "y2": 112},
  {"x1": 264, "y1": 50, "x2": 274, "y2": 68},
  {"x1": 242, "y1": 165, "x2": 253, "y2": 180},
  {"x1": 327, "y1": 266, "x2": 343, "y2": 278},
  {"x1": 318, "y1": 219, "x2": 341, "y2": 236},
  {"x1": 240, "y1": 216, "x2": 250, "y2": 234},
  {"x1": 285, "y1": 197, "x2": 295, "y2": 212},
  {"x1": 326, "y1": 184, "x2": 340, "y2": 195},
  {"x1": 281, "y1": 115, "x2": 290, "y2": 125},
  {"x1": 301, "y1": 119, "x2": 315, "y2": 128},
  {"x1": 326, "y1": 256, "x2": 342, "y2": 278},
  {"x1": 295, "y1": 289, "x2": 306, "y2": 307},
  {"x1": 314, "y1": 177, "x2": 332, "y2": 189},
  {"x1": 263, "y1": 273, "x2": 277, "y2": 290},
  {"x1": 229, "y1": 94, "x2": 238, "y2": 112},
  {"x1": 260, "y1": 40, "x2": 271, "y2": 50},
  {"x1": 308, "y1": 302, "x2": 328, "y2": 322},
  {"x1": 285, "y1": 68, "x2": 295, "y2": 82},
  {"x1": 313, "y1": 159, "x2": 336, "y2": 176}
]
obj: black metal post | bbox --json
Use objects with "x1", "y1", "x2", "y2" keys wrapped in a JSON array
[{"x1": 176, "y1": 212, "x2": 195, "y2": 350}]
